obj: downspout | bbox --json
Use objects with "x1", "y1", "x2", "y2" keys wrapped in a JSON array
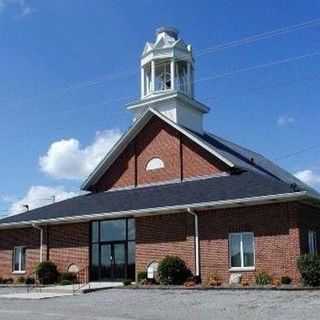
[
  {"x1": 187, "y1": 208, "x2": 200, "y2": 277},
  {"x1": 32, "y1": 224, "x2": 43, "y2": 263}
]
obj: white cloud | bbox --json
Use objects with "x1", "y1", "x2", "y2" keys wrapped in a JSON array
[
  {"x1": 9, "y1": 185, "x2": 80, "y2": 215},
  {"x1": 0, "y1": 0, "x2": 35, "y2": 17},
  {"x1": 277, "y1": 115, "x2": 295, "y2": 127},
  {"x1": 39, "y1": 129, "x2": 122, "y2": 180},
  {"x1": 295, "y1": 169, "x2": 320, "y2": 189}
]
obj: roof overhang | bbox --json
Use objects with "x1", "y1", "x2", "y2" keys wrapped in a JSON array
[
  {"x1": 81, "y1": 107, "x2": 233, "y2": 191},
  {"x1": 0, "y1": 191, "x2": 311, "y2": 230},
  {"x1": 126, "y1": 91, "x2": 210, "y2": 114}
]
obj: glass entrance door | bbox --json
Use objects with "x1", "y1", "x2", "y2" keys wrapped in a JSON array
[
  {"x1": 113, "y1": 243, "x2": 125, "y2": 280},
  {"x1": 91, "y1": 218, "x2": 135, "y2": 281},
  {"x1": 100, "y1": 243, "x2": 125, "y2": 280}
]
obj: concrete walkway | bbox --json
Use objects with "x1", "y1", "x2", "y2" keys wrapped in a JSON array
[
  {"x1": 0, "y1": 292, "x2": 73, "y2": 300},
  {"x1": 0, "y1": 282, "x2": 124, "y2": 299}
]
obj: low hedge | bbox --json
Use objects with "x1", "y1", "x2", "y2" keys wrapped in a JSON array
[{"x1": 297, "y1": 254, "x2": 320, "y2": 287}]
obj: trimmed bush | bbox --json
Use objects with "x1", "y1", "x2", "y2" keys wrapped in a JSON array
[
  {"x1": 16, "y1": 276, "x2": 25, "y2": 284},
  {"x1": 123, "y1": 279, "x2": 132, "y2": 286},
  {"x1": 137, "y1": 271, "x2": 147, "y2": 282},
  {"x1": 281, "y1": 276, "x2": 292, "y2": 285},
  {"x1": 158, "y1": 256, "x2": 191, "y2": 285},
  {"x1": 3, "y1": 278, "x2": 13, "y2": 284},
  {"x1": 25, "y1": 277, "x2": 35, "y2": 285},
  {"x1": 297, "y1": 254, "x2": 320, "y2": 287},
  {"x1": 255, "y1": 272, "x2": 272, "y2": 286},
  {"x1": 60, "y1": 272, "x2": 76, "y2": 283},
  {"x1": 60, "y1": 279, "x2": 73, "y2": 286},
  {"x1": 36, "y1": 261, "x2": 59, "y2": 285}
]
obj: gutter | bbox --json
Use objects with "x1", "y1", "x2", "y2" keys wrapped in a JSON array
[
  {"x1": 0, "y1": 191, "x2": 309, "y2": 230},
  {"x1": 32, "y1": 224, "x2": 43, "y2": 263},
  {"x1": 187, "y1": 208, "x2": 200, "y2": 277}
]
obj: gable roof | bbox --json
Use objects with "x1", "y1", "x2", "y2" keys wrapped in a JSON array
[
  {"x1": 81, "y1": 107, "x2": 319, "y2": 198},
  {"x1": 0, "y1": 171, "x2": 310, "y2": 228},
  {"x1": 81, "y1": 108, "x2": 234, "y2": 191}
]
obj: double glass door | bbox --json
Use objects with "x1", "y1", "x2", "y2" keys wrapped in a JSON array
[
  {"x1": 91, "y1": 218, "x2": 135, "y2": 281},
  {"x1": 100, "y1": 242, "x2": 125, "y2": 280}
]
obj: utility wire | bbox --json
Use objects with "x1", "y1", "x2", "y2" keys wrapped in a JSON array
[
  {"x1": 274, "y1": 145, "x2": 320, "y2": 161},
  {"x1": 1, "y1": 17, "x2": 320, "y2": 107},
  {"x1": 197, "y1": 18, "x2": 320, "y2": 56},
  {"x1": 195, "y1": 50, "x2": 320, "y2": 83}
]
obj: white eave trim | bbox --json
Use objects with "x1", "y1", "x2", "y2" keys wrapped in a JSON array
[
  {"x1": 126, "y1": 91, "x2": 209, "y2": 113},
  {"x1": 0, "y1": 191, "x2": 308, "y2": 230},
  {"x1": 81, "y1": 107, "x2": 234, "y2": 190}
]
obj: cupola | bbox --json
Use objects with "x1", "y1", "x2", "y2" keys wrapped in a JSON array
[{"x1": 127, "y1": 27, "x2": 209, "y2": 134}]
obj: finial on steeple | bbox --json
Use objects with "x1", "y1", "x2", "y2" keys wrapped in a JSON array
[{"x1": 155, "y1": 26, "x2": 179, "y2": 40}]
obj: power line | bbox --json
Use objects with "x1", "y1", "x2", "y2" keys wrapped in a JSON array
[
  {"x1": 195, "y1": 50, "x2": 320, "y2": 83},
  {"x1": 197, "y1": 18, "x2": 320, "y2": 57},
  {"x1": 274, "y1": 145, "x2": 320, "y2": 161},
  {"x1": 1, "y1": 17, "x2": 320, "y2": 108}
]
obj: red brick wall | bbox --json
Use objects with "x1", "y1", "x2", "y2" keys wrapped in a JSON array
[
  {"x1": 135, "y1": 202, "x2": 304, "y2": 285},
  {"x1": 0, "y1": 223, "x2": 90, "y2": 280},
  {"x1": 181, "y1": 135, "x2": 223, "y2": 179},
  {"x1": 199, "y1": 203, "x2": 301, "y2": 284},
  {"x1": 0, "y1": 227, "x2": 42, "y2": 279},
  {"x1": 136, "y1": 213, "x2": 196, "y2": 274},
  {"x1": 94, "y1": 116, "x2": 226, "y2": 192},
  {"x1": 95, "y1": 142, "x2": 136, "y2": 191},
  {"x1": 48, "y1": 222, "x2": 90, "y2": 273}
]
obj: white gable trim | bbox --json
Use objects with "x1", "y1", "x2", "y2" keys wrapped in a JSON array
[{"x1": 81, "y1": 108, "x2": 234, "y2": 191}]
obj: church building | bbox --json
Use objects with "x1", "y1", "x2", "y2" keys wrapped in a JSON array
[{"x1": 0, "y1": 27, "x2": 319, "y2": 285}]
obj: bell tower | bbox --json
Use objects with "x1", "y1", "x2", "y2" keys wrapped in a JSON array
[{"x1": 127, "y1": 27, "x2": 209, "y2": 134}]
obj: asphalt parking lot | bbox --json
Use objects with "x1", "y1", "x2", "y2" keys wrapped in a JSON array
[{"x1": 0, "y1": 288, "x2": 320, "y2": 320}]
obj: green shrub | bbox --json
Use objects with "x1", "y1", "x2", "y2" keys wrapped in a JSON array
[
  {"x1": 281, "y1": 276, "x2": 292, "y2": 285},
  {"x1": 60, "y1": 279, "x2": 73, "y2": 286},
  {"x1": 158, "y1": 256, "x2": 191, "y2": 285},
  {"x1": 16, "y1": 276, "x2": 25, "y2": 284},
  {"x1": 25, "y1": 277, "x2": 35, "y2": 285},
  {"x1": 255, "y1": 272, "x2": 272, "y2": 285},
  {"x1": 0, "y1": 277, "x2": 3, "y2": 284},
  {"x1": 123, "y1": 279, "x2": 132, "y2": 286},
  {"x1": 35, "y1": 261, "x2": 59, "y2": 285},
  {"x1": 59, "y1": 272, "x2": 76, "y2": 283},
  {"x1": 297, "y1": 254, "x2": 320, "y2": 287},
  {"x1": 137, "y1": 271, "x2": 147, "y2": 282},
  {"x1": 3, "y1": 278, "x2": 13, "y2": 284}
]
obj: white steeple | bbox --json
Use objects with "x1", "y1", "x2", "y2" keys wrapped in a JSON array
[{"x1": 127, "y1": 27, "x2": 209, "y2": 134}]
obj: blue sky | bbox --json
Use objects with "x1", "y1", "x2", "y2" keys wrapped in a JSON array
[{"x1": 1, "y1": 0, "x2": 320, "y2": 214}]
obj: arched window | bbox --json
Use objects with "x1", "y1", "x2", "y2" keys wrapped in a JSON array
[{"x1": 146, "y1": 158, "x2": 164, "y2": 171}]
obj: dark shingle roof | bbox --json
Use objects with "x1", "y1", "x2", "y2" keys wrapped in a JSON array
[
  {"x1": 0, "y1": 171, "x2": 300, "y2": 225},
  {"x1": 188, "y1": 129, "x2": 319, "y2": 198}
]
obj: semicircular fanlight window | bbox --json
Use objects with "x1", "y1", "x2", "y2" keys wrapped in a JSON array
[{"x1": 146, "y1": 158, "x2": 165, "y2": 171}]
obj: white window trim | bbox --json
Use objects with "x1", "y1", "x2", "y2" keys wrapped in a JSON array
[
  {"x1": 308, "y1": 230, "x2": 317, "y2": 255},
  {"x1": 13, "y1": 246, "x2": 26, "y2": 273},
  {"x1": 229, "y1": 232, "x2": 255, "y2": 271}
]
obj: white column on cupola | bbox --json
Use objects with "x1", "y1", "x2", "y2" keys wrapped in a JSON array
[
  {"x1": 187, "y1": 62, "x2": 192, "y2": 96},
  {"x1": 141, "y1": 66, "x2": 145, "y2": 98},
  {"x1": 170, "y1": 59, "x2": 175, "y2": 91},
  {"x1": 151, "y1": 60, "x2": 155, "y2": 92}
]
